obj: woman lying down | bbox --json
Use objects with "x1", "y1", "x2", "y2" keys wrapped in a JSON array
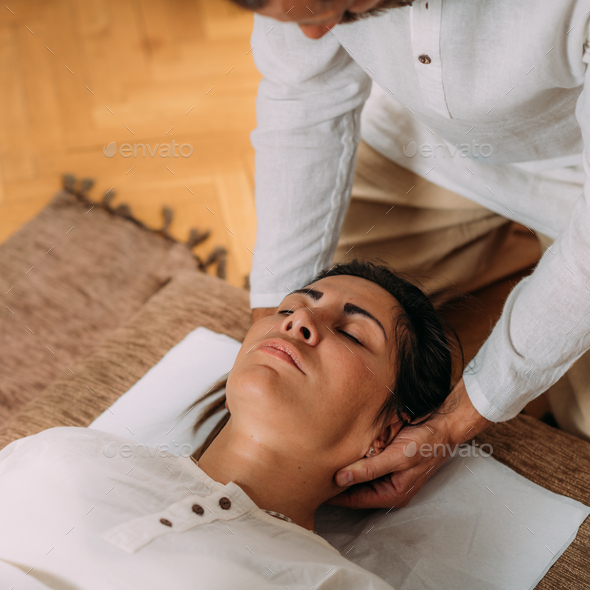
[{"x1": 0, "y1": 260, "x2": 462, "y2": 590}]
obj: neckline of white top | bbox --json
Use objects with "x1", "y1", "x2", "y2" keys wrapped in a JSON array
[{"x1": 187, "y1": 455, "x2": 325, "y2": 543}]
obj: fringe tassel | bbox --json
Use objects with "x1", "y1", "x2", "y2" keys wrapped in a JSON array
[{"x1": 61, "y1": 174, "x2": 227, "y2": 280}]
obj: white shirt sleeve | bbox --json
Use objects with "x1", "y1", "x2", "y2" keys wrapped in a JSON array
[
  {"x1": 0, "y1": 435, "x2": 28, "y2": 464},
  {"x1": 248, "y1": 15, "x2": 372, "y2": 309},
  {"x1": 463, "y1": 15, "x2": 590, "y2": 422}
]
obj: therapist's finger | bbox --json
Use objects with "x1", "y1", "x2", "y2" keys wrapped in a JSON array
[
  {"x1": 334, "y1": 447, "x2": 411, "y2": 488},
  {"x1": 329, "y1": 426, "x2": 450, "y2": 509},
  {"x1": 327, "y1": 466, "x2": 413, "y2": 510},
  {"x1": 334, "y1": 427, "x2": 429, "y2": 488},
  {"x1": 327, "y1": 456, "x2": 445, "y2": 510}
]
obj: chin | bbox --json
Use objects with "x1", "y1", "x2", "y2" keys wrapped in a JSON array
[
  {"x1": 228, "y1": 363, "x2": 284, "y2": 404},
  {"x1": 227, "y1": 366, "x2": 297, "y2": 435}
]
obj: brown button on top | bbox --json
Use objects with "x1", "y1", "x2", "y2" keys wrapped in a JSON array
[
  {"x1": 160, "y1": 518, "x2": 173, "y2": 527},
  {"x1": 219, "y1": 497, "x2": 231, "y2": 510},
  {"x1": 192, "y1": 504, "x2": 204, "y2": 516},
  {"x1": 418, "y1": 54, "x2": 431, "y2": 64}
]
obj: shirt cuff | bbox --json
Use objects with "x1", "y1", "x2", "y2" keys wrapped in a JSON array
[{"x1": 463, "y1": 370, "x2": 522, "y2": 423}]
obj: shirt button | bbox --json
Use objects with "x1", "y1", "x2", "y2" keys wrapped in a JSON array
[
  {"x1": 160, "y1": 518, "x2": 173, "y2": 527},
  {"x1": 418, "y1": 54, "x2": 431, "y2": 64},
  {"x1": 192, "y1": 504, "x2": 205, "y2": 516},
  {"x1": 219, "y1": 497, "x2": 232, "y2": 510}
]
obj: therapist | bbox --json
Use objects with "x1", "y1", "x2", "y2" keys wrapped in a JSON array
[{"x1": 231, "y1": 0, "x2": 590, "y2": 510}]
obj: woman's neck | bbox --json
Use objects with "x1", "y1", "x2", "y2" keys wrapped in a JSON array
[{"x1": 197, "y1": 421, "x2": 341, "y2": 532}]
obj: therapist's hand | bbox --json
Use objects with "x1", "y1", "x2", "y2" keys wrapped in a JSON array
[
  {"x1": 252, "y1": 307, "x2": 277, "y2": 325},
  {"x1": 327, "y1": 377, "x2": 492, "y2": 510}
]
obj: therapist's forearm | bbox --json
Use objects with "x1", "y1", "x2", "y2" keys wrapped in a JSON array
[{"x1": 442, "y1": 377, "x2": 493, "y2": 446}]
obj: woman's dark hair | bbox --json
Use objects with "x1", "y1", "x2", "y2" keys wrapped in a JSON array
[{"x1": 185, "y1": 259, "x2": 464, "y2": 460}]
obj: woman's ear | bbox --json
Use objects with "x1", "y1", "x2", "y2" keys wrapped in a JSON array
[{"x1": 366, "y1": 417, "x2": 403, "y2": 457}]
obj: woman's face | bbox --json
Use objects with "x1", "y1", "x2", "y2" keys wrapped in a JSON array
[{"x1": 226, "y1": 275, "x2": 402, "y2": 467}]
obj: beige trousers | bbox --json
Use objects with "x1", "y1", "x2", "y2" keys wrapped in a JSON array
[{"x1": 333, "y1": 141, "x2": 590, "y2": 441}]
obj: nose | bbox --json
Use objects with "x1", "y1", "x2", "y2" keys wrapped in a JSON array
[
  {"x1": 280, "y1": 308, "x2": 320, "y2": 345},
  {"x1": 298, "y1": 21, "x2": 338, "y2": 39}
]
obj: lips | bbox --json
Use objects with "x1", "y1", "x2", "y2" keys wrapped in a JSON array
[{"x1": 257, "y1": 339, "x2": 305, "y2": 374}]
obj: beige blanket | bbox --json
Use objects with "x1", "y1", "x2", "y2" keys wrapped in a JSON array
[{"x1": 0, "y1": 184, "x2": 199, "y2": 426}]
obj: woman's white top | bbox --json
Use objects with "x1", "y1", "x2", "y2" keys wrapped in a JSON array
[
  {"x1": 247, "y1": 0, "x2": 590, "y2": 423},
  {"x1": 0, "y1": 427, "x2": 394, "y2": 590}
]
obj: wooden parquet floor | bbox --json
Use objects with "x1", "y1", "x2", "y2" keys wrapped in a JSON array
[{"x1": 0, "y1": 0, "x2": 259, "y2": 288}]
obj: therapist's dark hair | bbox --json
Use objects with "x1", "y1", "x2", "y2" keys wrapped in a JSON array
[
  {"x1": 228, "y1": 0, "x2": 414, "y2": 16},
  {"x1": 230, "y1": 0, "x2": 267, "y2": 7},
  {"x1": 185, "y1": 259, "x2": 465, "y2": 461},
  {"x1": 230, "y1": 0, "x2": 336, "y2": 8}
]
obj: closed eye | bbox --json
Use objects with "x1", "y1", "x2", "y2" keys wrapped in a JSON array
[
  {"x1": 277, "y1": 309, "x2": 363, "y2": 346},
  {"x1": 339, "y1": 330, "x2": 363, "y2": 346}
]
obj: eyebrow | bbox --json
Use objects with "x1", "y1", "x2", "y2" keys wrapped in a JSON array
[{"x1": 291, "y1": 288, "x2": 388, "y2": 344}]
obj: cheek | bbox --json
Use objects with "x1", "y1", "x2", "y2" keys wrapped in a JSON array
[
  {"x1": 225, "y1": 326, "x2": 273, "y2": 401},
  {"x1": 315, "y1": 346, "x2": 380, "y2": 430}
]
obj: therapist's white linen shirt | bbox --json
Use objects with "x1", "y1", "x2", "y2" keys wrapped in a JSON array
[
  {"x1": 0, "y1": 427, "x2": 394, "y2": 590},
  {"x1": 249, "y1": 0, "x2": 590, "y2": 422}
]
